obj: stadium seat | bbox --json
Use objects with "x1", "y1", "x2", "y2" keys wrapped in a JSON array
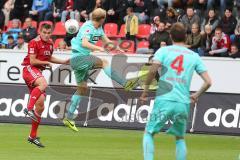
[
  {"x1": 54, "y1": 38, "x2": 64, "y2": 49},
  {"x1": 6, "y1": 20, "x2": 22, "y2": 31},
  {"x1": 136, "y1": 24, "x2": 151, "y2": 39},
  {"x1": 137, "y1": 40, "x2": 149, "y2": 49},
  {"x1": 52, "y1": 22, "x2": 66, "y2": 36},
  {"x1": 38, "y1": 21, "x2": 53, "y2": 34},
  {"x1": 104, "y1": 23, "x2": 118, "y2": 38},
  {"x1": 22, "y1": 20, "x2": 37, "y2": 29},
  {"x1": 119, "y1": 40, "x2": 135, "y2": 53},
  {"x1": 117, "y1": 24, "x2": 125, "y2": 38}
]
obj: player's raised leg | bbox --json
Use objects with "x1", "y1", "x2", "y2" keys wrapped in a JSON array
[
  {"x1": 27, "y1": 94, "x2": 45, "y2": 148},
  {"x1": 94, "y1": 58, "x2": 139, "y2": 91},
  {"x1": 24, "y1": 77, "x2": 47, "y2": 122}
]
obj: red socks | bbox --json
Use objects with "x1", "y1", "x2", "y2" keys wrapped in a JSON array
[
  {"x1": 30, "y1": 111, "x2": 41, "y2": 138},
  {"x1": 27, "y1": 87, "x2": 42, "y2": 111}
]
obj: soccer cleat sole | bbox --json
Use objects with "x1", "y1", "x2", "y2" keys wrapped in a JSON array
[
  {"x1": 124, "y1": 78, "x2": 140, "y2": 91},
  {"x1": 24, "y1": 109, "x2": 38, "y2": 122}
]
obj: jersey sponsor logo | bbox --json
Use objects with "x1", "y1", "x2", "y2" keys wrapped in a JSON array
[
  {"x1": 29, "y1": 48, "x2": 34, "y2": 54},
  {"x1": 204, "y1": 104, "x2": 240, "y2": 128},
  {"x1": 92, "y1": 36, "x2": 101, "y2": 41},
  {"x1": 44, "y1": 50, "x2": 51, "y2": 56}
]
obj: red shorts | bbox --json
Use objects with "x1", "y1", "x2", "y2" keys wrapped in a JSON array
[{"x1": 22, "y1": 65, "x2": 44, "y2": 93}]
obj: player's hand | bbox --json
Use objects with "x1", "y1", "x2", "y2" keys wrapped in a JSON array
[
  {"x1": 209, "y1": 51, "x2": 215, "y2": 55},
  {"x1": 190, "y1": 93, "x2": 199, "y2": 104},
  {"x1": 98, "y1": 47, "x2": 105, "y2": 52},
  {"x1": 46, "y1": 62, "x2": 53, "y2": 68},
  {"x1": 140, "y1": 92, "x2": 148, "y2": 104}
]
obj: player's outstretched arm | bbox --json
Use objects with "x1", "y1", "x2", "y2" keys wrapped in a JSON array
[
  {"x1": 82, "y1": 37, "x2": 104, "y2": 52},
  {"x1": 30, "y1": 54, "x2": 51, "y2": 66},
  {"x1": 102, "y1": 35, "x2": 112, "y2": 44},
  {"x1": 140, "y1": 61, "x2": 161, "y2": 103},
  {"x1": 49, "y1": 56, "x2": 70, "y2": 65},
  {"x1": 191, "y1": 71, "x2": 212, "y2": 103}
]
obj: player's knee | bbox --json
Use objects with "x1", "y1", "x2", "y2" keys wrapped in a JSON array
[
  {"x1": 39, "y1": 81, "x2": 48, "y2": 91},
  {"x1": 176, "y1": 136, "x2": 184, "y2": 140},
  {"x1": 80, "y1": 86, "x2": 88, "y2": 94},
  {"x1": 77, "y1": 84, "x2": 88, "y2": 95},
  {"x1": 38, "y1": 106, "x2": 45, "y2": 114},
  {"x1": 101, "y1": 59, "x2": 109, "y2": 68}
]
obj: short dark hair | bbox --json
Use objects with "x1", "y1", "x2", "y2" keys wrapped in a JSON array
[
  {"x1": 186, "y1": 6, "x2": 194, "y2": 10},
  {"x1": 127, "y1": 7, "x2": 133, "y2": 12},
  {"x1": 170, "y1": 22, "x2": 186, "y2": 42},
  {"x1": 7, "y1": 35, "x2": 14, "y2": 39},
  {"x1": 225, "y1": 8, "x2": 232, "y2": 12},
  {"x1": 231, "y1": 43, "x2": 239, "y2": 49},
  {"x1": 215, "y1": 27, "x2": 222, "y2": 32},
  {"x1": 40, "y1": 23, "x2": 52, "y2": 31}
]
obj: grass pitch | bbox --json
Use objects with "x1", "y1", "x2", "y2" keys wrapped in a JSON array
[{"x1": 0, "y1": 123, "x2": 239, "y2": 160}]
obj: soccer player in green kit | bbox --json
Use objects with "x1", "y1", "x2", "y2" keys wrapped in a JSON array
[
  {"x1": 140, "y1": 23, "x2": 212, "y2": 160},
  {"x1": 63, "y1": 8, "x2": 139, "y2": 131}
]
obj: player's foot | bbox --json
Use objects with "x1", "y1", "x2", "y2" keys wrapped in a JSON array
[
  {"x1": 63, "y1": 118, "x2": 79, "y2": 132},
  {"x1": 24, "y1": 108, "x2": 38, "y2": 122},
  {"x1": 27, "y1": 137, "x2": 45, "y2": 148},
  {"x1": 124, "y1": 77, "x2": 139, "y2": 91}
]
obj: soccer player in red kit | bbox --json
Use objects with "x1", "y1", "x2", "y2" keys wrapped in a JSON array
[{"x1": 22, "y1": 23, "x2": 69, "y2": 148}]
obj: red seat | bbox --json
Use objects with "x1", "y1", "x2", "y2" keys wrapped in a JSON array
[
  {"x1": 104, "y1": 23, "x2": 118, "y2": 38},
  {"x1": 6, "y1": 20, "x2": 22, "y2": 31},
  {"x1": 54, "y1": 38, "x2": 64, "y2": 49},
  {"x1": 52, "y1": 22, "x2": 66, "y2": 36},
  {"x1": 117, "y1": 24, "x2": 125, "y2": 38},
  {"x1": 38, "y1": 21, "x2": 53, "y2": 33},
  {"x1": 119, "y1": 40, "x2": 135, "y2": 53},
  {"x1": 22, "y1": 20, "x2": 37, "y2": 29},
  {"x1": 136, "y1": 24, "x2": 151, "y2": 39},
  {"x1": 137, "y1": 40, "x2": 149, "y2": 48}
]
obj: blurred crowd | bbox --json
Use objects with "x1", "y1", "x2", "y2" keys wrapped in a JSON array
[{"x1": 0, "y1": 0, "x2": 239, "y2": 58}]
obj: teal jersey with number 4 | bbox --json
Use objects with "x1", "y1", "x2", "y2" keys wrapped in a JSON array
[
  {"x1": 71, "y1": 21, "x2": 105, "y2": 57},
  {"x1": 153, "y1": 45, "x2": 207, "y2": 104}
]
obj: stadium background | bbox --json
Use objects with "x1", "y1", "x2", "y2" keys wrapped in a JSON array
[{"x1": 0, "y1": 0, "x2": 240, "y2": 160}]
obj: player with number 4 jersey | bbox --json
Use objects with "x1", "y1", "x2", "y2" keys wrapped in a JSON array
[{"x1": 140, "y1": 23, "x2": 212, "y2": 160}]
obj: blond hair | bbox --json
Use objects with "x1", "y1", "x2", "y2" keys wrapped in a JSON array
[{"x1": 92, "y1": 8, "x2": 106, "y2": 22}]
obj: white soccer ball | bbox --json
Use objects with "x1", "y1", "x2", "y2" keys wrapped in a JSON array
[{"x1": 65, "y1": 19, "x2": 80, "y2": 34}]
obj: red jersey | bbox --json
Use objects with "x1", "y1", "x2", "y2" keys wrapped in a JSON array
[
  {"x1": 212, "y1": 33, "x2": 231, "y2": 50},
  {"x1": 22, "y1": 36, "x2": 53, "y2": 70}
]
